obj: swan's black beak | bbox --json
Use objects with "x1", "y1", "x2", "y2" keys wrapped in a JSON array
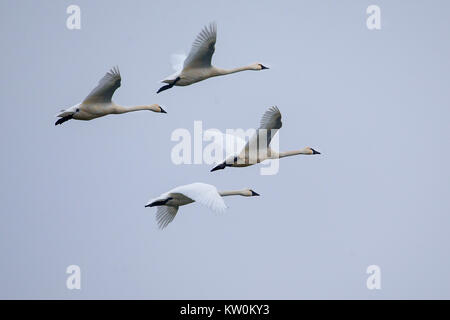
[
  {"x1": 160, "y1": 107, "x2": 167, "y2": 113},
  {"x1": 311, "y1": 148, "x2": 321, "y2": 155},
  {"x1": 260, "y1": 64, "x2": 269, "y2": 70},
  {"x1": 250, "y1": 190, "x2": 260, "y2": 196},
  {"x1": 211, "y1": 162, "x2": 226, "y2": 172}
]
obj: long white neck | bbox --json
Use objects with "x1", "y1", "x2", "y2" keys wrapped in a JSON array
[
  {"x1": 112, "y1": 104, "x2": 158, "y2": 114},
  {"x1": 278, "y1": 147, "x2": 311, "y2": 158},
  {"x1": 213, "y1": 65, "x2": 256, "y2": 76},
  {"x1": 219, "y1": 190, "x2": 248, "y2": 197}
]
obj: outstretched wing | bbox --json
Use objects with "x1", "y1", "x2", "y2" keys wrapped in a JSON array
[
  {"x1": 83, "y1": 67, "x2": 121, "y2": 103},
  {"x1": 243, "y1": 106, "x2": 283, "y2": 154},
  {"x1": 183, "y1": 23, "x2": 217, "y2": 69},
  {"x1": 171, "y1": 183, "x2": 226, "y2": 213},
  {"x1": 156, "y1": 206, "x2": 179, "y2": 229},
  {"x1": 258, "y1": 106, "x2": 282, "y2": 147}
]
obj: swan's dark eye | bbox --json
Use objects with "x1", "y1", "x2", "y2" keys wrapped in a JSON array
[{"x1": 76, "y1": 108, "x2": 80, "y2": 112}]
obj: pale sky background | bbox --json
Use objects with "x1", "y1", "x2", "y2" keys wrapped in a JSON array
[{"x1": 1, "y1": 0, "x2": 449, "y2": 299}]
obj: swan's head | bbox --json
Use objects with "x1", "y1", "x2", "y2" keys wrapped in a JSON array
[
  {"x1": 150, "y1": 104, "x2": 167, "y2": 113},
  {"x1": 254, "y1": 63, "x2": 269, "y2": 71},
  {"x1": 242, "y1": 189, "x2": 260, "y2": 197},
  {"x1": 247, "y1": 63, "x2": 269, "y2": 71},
  {"x1": 306, "y1": 147, "x2": 321, "y2": 155}
]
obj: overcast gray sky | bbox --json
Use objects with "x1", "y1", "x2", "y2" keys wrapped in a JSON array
[{"x1": 1, "y1": 0, "x2": 450, "y2": 299}]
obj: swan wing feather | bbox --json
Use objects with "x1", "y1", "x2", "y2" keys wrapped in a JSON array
[
  {"x1": 156, "y1": 206, "x2": 179, "y2": 229},
  {"x1": 259, "y1": 106, "x2": 282, "y2": 132},
  {"x1": 183, "y1": 22, "x2": 217, "y2": 69},
  {"x1": 243, "y1": 106, "x2": 282, "y2": 152},
  {"x1": 83, "y1": 66, "x2": 121, "y2": 103},
  {"x1": 170, "y1": 183, "x2": 226, "y2": 213}
]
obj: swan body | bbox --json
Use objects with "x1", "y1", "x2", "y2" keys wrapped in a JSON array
[
  {"x1": 145, "y1": 182, "x2": 259, "y2": 229},
  {"x1": 55, "y1": 67, "x2": 166, "y2": 125},
  {"x1": 157, "y1": 23, "x2": 268, "y2": 93},
  {"x1": 211, "y1": 106, "x2": 321, "y2": 171}
]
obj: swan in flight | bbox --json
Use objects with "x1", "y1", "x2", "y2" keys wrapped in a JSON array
[
  {"x1": 211, "y1": 106, "x2": 321, "y2": 172},
  {"x1": 145, "y1": 182, "x2": 260, "y2": 229},
  {"x1": 157, "y1": 22, "x2": 269, "y2": 93},
  {"x1": 55, "y1": 67, "x2": 166, "y2": 125}
]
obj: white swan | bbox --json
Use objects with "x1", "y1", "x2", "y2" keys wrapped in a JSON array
[
  {"x1": 157, "y1": 22, "x2": 268, "y2": 93},
  {"x1": 55, "y1": 67, "x2": 166, "y2": 125},
  {"x1": 145, "y1": 182, "x2": 259, "y2": 229},
  {"x1": 211, "y1": 106, "x2": 321, "y2": 171}
]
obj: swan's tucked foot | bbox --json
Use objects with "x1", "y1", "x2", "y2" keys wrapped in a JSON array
[
  {"x1": 145, "y1": 197, "x2": 173, "y2": 207},
  {"x1": 211, "y1": 162, "x2": 226, "y2": 172},
  {"x1": 157, "y1": 77, "x2": 180, "y2": 94},
  {"x1": 157, "y1": 84, "x2": 173, "y2": 94},
  {"x1": 55, "y1": 114, "x2": 73, "y2": 126}
]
